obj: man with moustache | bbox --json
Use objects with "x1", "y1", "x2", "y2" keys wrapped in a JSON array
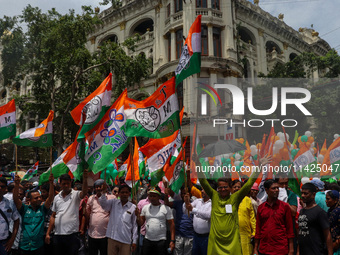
[
  {"x1": 136, "y1": 188, "x2": 175, "y2": 255},
  {"x1": 254, "y1": 179, "x2": 294, "y2": 255}
]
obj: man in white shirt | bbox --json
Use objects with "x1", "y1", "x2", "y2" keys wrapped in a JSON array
[
  {"x1": 136, "y1": 188, "x2": 175, "y2": 255},
  {"x1": 45, "y1": 171, "x2": 88, "y2": 255},
  {"x1": 183, "y1": 188, "x2": 211, "y2": 255},
  {"x1": 99, "y1": 184, "x2": 138, "y2": 255},
  {"x1": 0, "y1": 177, "x2": 20, "y2": 255}
]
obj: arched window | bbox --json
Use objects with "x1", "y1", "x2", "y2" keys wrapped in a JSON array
[
  {"x1": 131, "y1": 19, "x2": 154, "y2": 35},
  {"x1": 266, "y1": 41, "x2": 281, "y2": 54},
  {"x1": 238, "y1": 27, "x2": 256, "y2": 45},
  {"x1": 289, "y1": 53, "x2": 298, "y2": 61}
]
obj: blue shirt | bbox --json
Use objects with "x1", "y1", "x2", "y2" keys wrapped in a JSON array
[
  {"x1": 173, "y1": 200, "x2": 193, "y2": 238},
  {"x1": 315, "y1": 192, "x2": 329, "y2": 212}
]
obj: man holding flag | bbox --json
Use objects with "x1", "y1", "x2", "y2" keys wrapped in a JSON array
[
  {"x1": 13, "y1": 172, "x2": 54, "y2": 255},
  {"x1": 45, "y1": 171, "x2": 88, "y2": 255}
]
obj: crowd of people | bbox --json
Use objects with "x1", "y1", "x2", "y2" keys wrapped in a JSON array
[{"x1": 0, "y1": 156, "x2": 340, "y2": 255}]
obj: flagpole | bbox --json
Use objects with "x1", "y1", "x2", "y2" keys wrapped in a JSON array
[
  {"x1": 15, "y1": 145, "x2": 18, "y2": 173},
  {"x1": 130, "y1": 139, "x2": 135, "y2": 201},
  {"x1": 180, "y1": 130, "x2": 187, "y2": 193}
]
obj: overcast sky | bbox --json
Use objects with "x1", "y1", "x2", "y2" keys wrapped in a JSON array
[{"x1": 0, "y1": 0, "x2": 339, "y2": 49}]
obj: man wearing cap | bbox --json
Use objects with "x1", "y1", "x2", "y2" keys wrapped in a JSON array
[
  {"x1": 136, "y1": 186, "x2": 164, "y2": 255},
  {"x1": 86, "y1": 179, "x2": 115, "y2": 255},
  {"x1": 136, "y1": 188, "x2": 175, "y2": 255},
  {"x1": 311, "y1": 179, "x2": 329, "y2": 212},
  {"x1": 249, "y1": 183, "x2": 260, "y2": 216}
]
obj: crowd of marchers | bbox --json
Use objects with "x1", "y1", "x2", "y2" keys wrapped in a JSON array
[{"x1": 0, "y1": 155, "x2": 339, "y2": 255}]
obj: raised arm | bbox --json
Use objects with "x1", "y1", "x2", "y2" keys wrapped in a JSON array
[
  {"x1": 44, "y1": 173, "x2": 55, "y2": 209},
  {"x1": 233, "y1": 155, "x2": 272, "y2": 206},
  {"x1": 13, "y1": 174, "x2": 22, "y2": 211},
  {"x1": 98, "y1": 184, "x2": 114, "y2": 212},
  {"x1": 80, "y1": 169, "x2": 88, "y2": 199}
]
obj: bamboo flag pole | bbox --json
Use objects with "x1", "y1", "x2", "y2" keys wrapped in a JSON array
[
  {"x1": 130, "y1": 139, "x2": 135, "y2": 201},
  {"x1": 15, "y1": 145, "x2": 18, "y2": 173},
  {"x1": 180, "y1": 129, "x2": 187, "y2": 192}
]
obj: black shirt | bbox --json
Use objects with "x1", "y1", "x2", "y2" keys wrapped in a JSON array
[{"x1": 298, "y1": 205, "x2": 330, "y2": 255}]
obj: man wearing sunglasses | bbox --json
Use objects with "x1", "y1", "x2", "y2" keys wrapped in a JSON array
[
  {"x1": 193, "y1": 154, "x2": 271, "y2": 255},
  {"x1": 0, "y1": 177, "x2": 20, "y2": 255}
]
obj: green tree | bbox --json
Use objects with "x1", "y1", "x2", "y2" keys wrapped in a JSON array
[{"x1": 0, "y1": 5, "x2": 151, "y2": 153}]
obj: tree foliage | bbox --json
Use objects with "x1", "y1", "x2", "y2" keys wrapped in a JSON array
[{"x1": 0, "y1": 5, "x2": 151, "y2": 153}]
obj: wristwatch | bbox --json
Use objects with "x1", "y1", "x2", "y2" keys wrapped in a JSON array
[{"x1": 170, "y1": 240, "x2": 176, "y2": 243}]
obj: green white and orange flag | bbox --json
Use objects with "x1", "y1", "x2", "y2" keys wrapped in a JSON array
[
  {"x1": 125, "y1": 138, "x2": 142, "y2": 188},
  {"x1": 71, "y1": 73, "x2": 112, "y2": 139},
  {"x1": 39, "y1": 146, "x2": 70, "y2": 184},
  {"x1": 13, "y1": 110, "x2": 54, "y2": 147},
  {"x1": 124, "y1": 77, "x2": 180, "y2": 139},
  {"x1": 22, "y1": 161, "x2": 39, "y2": 181},
  {"x1": 293, "y1": 144, "x2": 316, "y2": 178},
  {"x1": 175, "y1": 15, "x2": 201, "y2": 86},
  {"x1": 322, "y1": 137, "x2": 340, "y2": 177},
  {"x1": 140, "y1": 130, "x2": 181, "y2": 173},
  {"x1": 140, "y1": 109, "x2": 184, "y2": 173},
  {"x1": 0, "y1": 99, "x2": 16, "y2": 141},
  {"x1": 164, "y1": 148, "x2": 185, "y2": 193},
  {"x1": 84, "y1": 90, "x2": 130, "y2": 174},
  {"x1": 39, "y1": 139, "x2": 84, "y2": 184}
]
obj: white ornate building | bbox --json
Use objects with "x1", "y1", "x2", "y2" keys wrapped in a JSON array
[
  {"x1": 85, "y1": 0, "x2": 331, "y2": 138},
  {"x1": 0, "y1": 0, "x2": 332, "y2": 139}
]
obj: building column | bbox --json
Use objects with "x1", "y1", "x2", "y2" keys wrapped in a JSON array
[
  {"x1": 207, "y1": 23, "x2": 214, "y2": 57},
  {"x1": 170, "y1": 28, "x2": 176, "y2": 61},
  {"x1": 257, "y1": 28, "x2": 267, "y2": 75}
]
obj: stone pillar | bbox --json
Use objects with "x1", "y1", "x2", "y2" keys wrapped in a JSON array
[
  {"x1": 257, "y1": 28, "x2": 267, "y2": 75},
  {"x1": 170, "y1": 28, "x2": 176, "y2": 61},
  {"x1": 207, "y1": 23, "x2": 214, "y2": 57},
  {"x1": 223, "y1": 0, "x2": 237, "y2": 60}
]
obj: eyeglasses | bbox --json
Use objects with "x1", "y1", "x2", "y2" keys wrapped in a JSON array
[
  {"x1": 217, "y1": 186, "x2": 229, "y2": 190},
  {"x1": 113, "y1": 190, "x2": 118, "y2": 193}
]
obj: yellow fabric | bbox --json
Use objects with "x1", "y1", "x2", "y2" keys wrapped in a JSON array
[
  {"x1": 238, "y1": 196, "x2": 256, "y2": 255},
  {"x1": 240, "y1": 234, "x2": 253, "y2": 255},
  {"x1": 190, "y1": 185, "x2": 202, "y2": 198},
  {"x1": 238, "y1": 196, "x2": 256, "y2": 237}
]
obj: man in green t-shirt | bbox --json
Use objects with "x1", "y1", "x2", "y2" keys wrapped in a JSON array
[
  {"x1": 193, "y1": 154, "x2": 271, "y2": 255},
  {"x1": 13, "y1": 173, "x2": 54, "y2": 255}
]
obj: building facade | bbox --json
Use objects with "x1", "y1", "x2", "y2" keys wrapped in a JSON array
[{"x1": 86, "y1": 0, "x2": 331, "y2": 138}]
